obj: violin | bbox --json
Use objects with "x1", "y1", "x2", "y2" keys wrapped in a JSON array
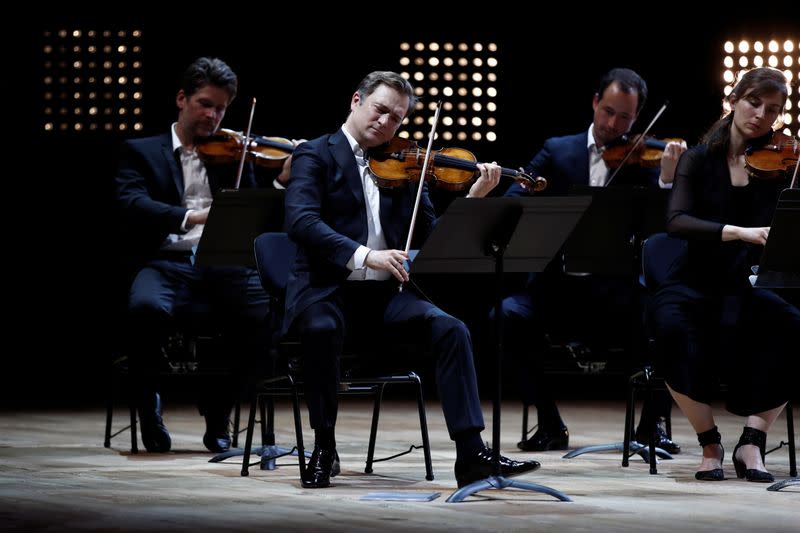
[
  {"x1": 602, "y1": 134, "x2": 686, "y2": 169},
  {"x1": 366, "y1": 136, "x2": 546, "y2": 192},
  {"x1": 745, "y1": 131, "x2": 799, "y2": 181},
  {"x1": 196, "y1": 128, "x2": 294, "y2": 168}
]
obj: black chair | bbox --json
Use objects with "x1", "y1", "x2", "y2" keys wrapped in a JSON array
[
  {"x1": 620, "y1": 232, "x2": 687, "y2": 473},
  {"x1": 623, "y1": 232, "x2": 797, "y2": 477},
  {"x1": 104, "y1": 302, "x2": 246, "y2": 453},
  {"x1": 239, "y1": 232, "x2": 434, "y2": 480}
]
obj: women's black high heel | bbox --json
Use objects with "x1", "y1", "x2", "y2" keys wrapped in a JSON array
[
  {"x1": 695, "y1": 426, "x2": 724, "y2": 481},
  {"x1": 732, "y1": 426, "x2": 774, "y2": 483}
]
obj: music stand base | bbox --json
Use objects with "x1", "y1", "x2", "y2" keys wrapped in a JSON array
[
  {"x1": 563, "y1": 441, "x2": 672, "y2": 462},
  {"x1": 446, "y1": 475, "x2": 571, "y2": 503},
  {"x1": 208, "y1": 444, "x2": 309, "y2": 469},
  {"x1": 767, "y1": 478, "x2": 799, "y2": 492}
]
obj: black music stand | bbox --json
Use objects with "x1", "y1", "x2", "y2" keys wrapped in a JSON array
[
  {"x1": 751, "y1": 188, "x2": 800, "y2": 289},
  {"x1": 194, "y1": 188, "x2": 305, "y2": 468},
  {"x1": 751, "y1": 188, "x2": 799, "y2": 493},
  {"x1": 412, "y1": 196, "x2": 591, "y2": 503},
  {"x1": 194, "y1": 188, "x2": 285, "y2": 268},
  {"x1": 559, "y1": 186, "x2": 675, "y2": 466}
]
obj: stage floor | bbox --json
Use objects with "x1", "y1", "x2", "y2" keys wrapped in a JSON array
[{"x1": 1, "y1": 400, "x2": 797, "y2": 531}]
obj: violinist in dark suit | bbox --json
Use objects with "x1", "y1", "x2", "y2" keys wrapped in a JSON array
[
  {"x1": 284, "y1": 70, "x2": 539, "y2": 489},
  {"x1": 115, "y1": 57, "x2": 286, "y2": 454},
  {"x1": 472, "y1": 68, "x2": 687, "y2": 454}
]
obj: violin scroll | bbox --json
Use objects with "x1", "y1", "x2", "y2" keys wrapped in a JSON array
[{"x1": 514, "y1": 168, "x2": 547, "y2": 192}]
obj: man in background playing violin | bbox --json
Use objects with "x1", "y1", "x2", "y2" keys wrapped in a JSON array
[
  {"x1": 115, "y1": 57, "x2": 289, "y2": 454},
  {"x1": 472, "y1": 67, "x2": 687, "y2": 454},
  {"x1": 284, "y1": 70, "x2": 539, "y2": 489}
]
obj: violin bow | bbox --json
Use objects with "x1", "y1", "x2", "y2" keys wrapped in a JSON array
[
  {"x1": 234, "y1": 97, "x2": 257, "y2": 189},
  {"x1": 400, "y1": 100, "x2": 443, "y2": 291},
  {"x1": 791, "y1": 139, "x2": 799, "y2": 189},
  {"x1": 605, "y1": 101, "x2": 668, "y2": 186}
]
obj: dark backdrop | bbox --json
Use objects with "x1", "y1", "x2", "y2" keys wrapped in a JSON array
[{"x1": 7, "y1": 9, "x2": 796, "y2": 406}]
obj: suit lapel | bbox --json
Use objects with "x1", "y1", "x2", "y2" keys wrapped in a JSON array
[
  {"x1": 573, "y1": 132, "x2": 591, "y2": 185},
  {"x1": 160, "y1": 133, "x2": 184, "y2": 200},
  {"x1": 329, "y1": 130, "x2": 366, "y2": 207}
]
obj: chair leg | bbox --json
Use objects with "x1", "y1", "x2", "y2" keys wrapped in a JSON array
[
  {"x1": 264, "y1": 396, "x2": 274, "y2": 446},
  {"x1": 365, "y1": 384, "x2": 386, "y2": 474},
  {"x1": 231, "y1": 400, "x2": 241, "y2": 449},
  {"x1": 645, "y1": 370, "x2": 657, "y2": 475},
  {"x1": 622, "y1": 371, "x2": 640, "y2": 467},
  {"x1": 241, "y1": 391, "x2": 259, "y2": 477},
  {"x1": 522, "y1": 402, "x2": 529, "y2": 443},
  {"x1": 290, "y1": 377, "x2": 306, "y2": 478},
  {"x1": 104, "y1": 392, "x2": 113, "y2": 448},
  {"x1": 787, "y1": 400, "x2": 797, "y2": 477},
  {"x1": 412, "y1": 374, "x2": 434, "y2": 481},
  {"x1": 128, "y1": 403, "x2": 138, "y2": 454}
]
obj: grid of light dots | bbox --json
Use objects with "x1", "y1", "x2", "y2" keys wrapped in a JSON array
[
  {"x1": 398, "y1": 42, "x2": 498, "y2": 143},
  {"x1": 722, "y1": 39, "x2": 798, "y2": 137},
  {"x1": 41, "y1": 29, "x2": 144, "y2": 133}
]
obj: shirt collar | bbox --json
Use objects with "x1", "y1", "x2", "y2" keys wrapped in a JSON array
[
  {"x1": 171, "y1": 122, "x2": 202, "y2": 158},
  {"x1": 587, "y1": 124, "x2": 599, "y2": 152},
  {"x1": 341, "y1": 125, "x2": 366, "y2": 159}
]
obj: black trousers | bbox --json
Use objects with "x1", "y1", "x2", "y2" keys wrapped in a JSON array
[
  {"x1": 653, "y1": 284, "x2": 799, "y2": 416},
  {"x1": 293, "y1": 281, "x2": 485, "y2": 439}
]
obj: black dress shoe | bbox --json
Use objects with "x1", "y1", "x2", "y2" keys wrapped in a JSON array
[
  {"x1": 302, "y1": 446, "x2": 340, "y2": 488},
  {"x1": 138, "y1": 392, "x2": 171, "y2": 453},
  {"x1": 635, "y1": 417, "x2": 681, "y2": 455},
  {"x1": 454, "y1": 447, "x2": 541, "y2": 488},
  {"x1": 517, "y1": 426, "x2": 569, "y2": 452},
  {"x1": 202, "y1": 414, "x2": 232, "y2": 453}
]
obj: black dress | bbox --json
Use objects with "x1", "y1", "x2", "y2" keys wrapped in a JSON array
[{"x1": 652, "y1": 145, "x2": 799, "y2": 415}]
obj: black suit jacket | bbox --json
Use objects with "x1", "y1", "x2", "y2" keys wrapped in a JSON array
[
  {"x1": 505, "y1": 131, "x2": 660, "y2": 197},
  {"x1": 283, "y1": 129, "x2": 436, "y2": 333},
  {"x1": 115, "y1": 131, "x2": 256, "y2": 274},
  {"x1": 115, "y1": 131, "x2": 255, "y2": 275}
]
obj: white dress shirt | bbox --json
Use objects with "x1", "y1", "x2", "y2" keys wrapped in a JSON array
[{"x1": 342, "y1": 126, "x2": 390, "y2": 281}]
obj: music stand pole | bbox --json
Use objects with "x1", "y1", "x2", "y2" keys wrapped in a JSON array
[{"x1": 447, "y1": 239, "x2": 571, "y2": 502}]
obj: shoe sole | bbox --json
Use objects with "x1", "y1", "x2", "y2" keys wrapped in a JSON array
[{"x1": 517, "y1": 441, "x2": 569, "y2": 452}]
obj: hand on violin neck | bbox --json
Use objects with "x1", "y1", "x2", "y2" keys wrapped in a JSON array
[
  {"x1": 364, "y1": 249, "x2": 409, "y2": 282},
  {"x1": 658, "y1": 140, "x2": 688, "y2": 185},
  {"x1": 466, "y1": 162, "x2": 502, "y2": 198}
]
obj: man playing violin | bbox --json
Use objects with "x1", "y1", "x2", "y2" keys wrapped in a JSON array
[
  {"x1": 115, "y1": 57, "x2": 288, "y2": 454},
  {"x1": 284, "y1": 70, "x2": 539, "y2": 489},
  {"x1": 471, "y1": 67, "x2": 687, "y2": 454}
]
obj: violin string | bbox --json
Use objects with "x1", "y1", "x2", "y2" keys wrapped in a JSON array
[
  {"x1": 235, "y1": 97, "x2": 257, "y2": 189},
  {"x1": 606, "y1": 101, "x2": 669, "y2": 186}
]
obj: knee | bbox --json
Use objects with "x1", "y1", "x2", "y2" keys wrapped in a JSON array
[
  {"x1": 431, "y1": 314, "x2": 471, "y2": 346},
  {"x1": 300, "y1": 313, "x2": 343, "y2": 344},
  {"x1": 128, "y1": 296, "x2": 170, "y2": 325}
]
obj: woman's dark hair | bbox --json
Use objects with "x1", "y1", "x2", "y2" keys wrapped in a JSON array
[{"x1": 702, "y1": 67, "x2": 788, "y2": 154}]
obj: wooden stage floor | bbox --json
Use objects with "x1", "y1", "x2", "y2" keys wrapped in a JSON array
[{"x1": 1, "y1": 400, "x2": 797, "y2": 531}]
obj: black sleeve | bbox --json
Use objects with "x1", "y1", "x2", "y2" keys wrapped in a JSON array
[{"x1": 665, "y1": 148, "x2": 724, "y2": 240}]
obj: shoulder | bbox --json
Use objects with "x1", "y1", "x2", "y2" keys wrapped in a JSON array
[
  {"x1": 544, "y1": 132, "x2": 586, "y2": 148},
  {"x1": 123, "y1": 132, "x2": 170, "y2": 153},
  {"x1": 293, "y1": 132, "x2": 341, "y2": 158},
  {"x1": 682, "y1": 144, "x2": 712, "y2": 165}
]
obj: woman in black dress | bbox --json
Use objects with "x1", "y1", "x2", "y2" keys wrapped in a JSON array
[{"x1": 653, "y1": 67, "x2": 799, "y2": 482}]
